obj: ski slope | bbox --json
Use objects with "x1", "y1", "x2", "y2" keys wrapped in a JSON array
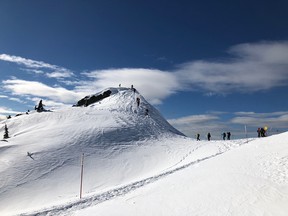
[{"x1": 0, "y1": 87, "x2": 288, "y2": 216}]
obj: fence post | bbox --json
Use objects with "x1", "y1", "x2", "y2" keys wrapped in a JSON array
[
  {"x1": 80, "y1": 153, "x2": 84, "y2": 199},
  {"x1": 245, "y1": 125, "x2": 248, "y2": 143}
]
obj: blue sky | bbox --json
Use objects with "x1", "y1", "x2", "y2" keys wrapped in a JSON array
[{"x1": 1, "y1": 0, "x2": 288, "y2": 139}]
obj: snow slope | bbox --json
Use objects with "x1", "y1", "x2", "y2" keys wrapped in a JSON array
[
  {"x1": 73, "y1": 132, "x2": 288, "y2": 216},
  {"x1": 0, "y1": 87, "x2": 288, "y2": 216}
]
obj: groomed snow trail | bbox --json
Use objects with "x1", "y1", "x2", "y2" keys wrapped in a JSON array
[{"x1": 20, "y1": 138, "x2": 249, "y2": 216}]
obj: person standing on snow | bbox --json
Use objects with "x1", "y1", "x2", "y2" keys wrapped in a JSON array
[
  {"x1": 136, "y1": 97, "x2": 140, "y2": 107},
  {"x1": 196, "y1": 133, "x2": 200, "y2": 141},
  {"x1": 207, "y1": 132, "x2": 211, "y2": 141},
  {"x1": 222, "y1": 132, "x2": 226, "y2": 140},
  {"x1": 257, "y1": 128, "x2": 261, "y2": 137},
  {"x1": 227, "y1": 132, "x2": 231, "y2": 140}
]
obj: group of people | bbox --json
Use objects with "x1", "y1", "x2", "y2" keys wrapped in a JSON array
[
  {"x1": 196, "y1": 131, "x2": 232, "y2": 141},
  {"x1": 222, "y1": 132, "x2": 231, "y2": 140},
  {"x1": 257, "y1": 127, "x2": 267, "y2": 137},
  {"x1": 35, "y1": 100, "x2": 45, "y2": 112}
]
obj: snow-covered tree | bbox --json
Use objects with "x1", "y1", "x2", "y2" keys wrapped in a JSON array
[{"x1": 3, "y1": 124, "x2": 9, "y2": 139}]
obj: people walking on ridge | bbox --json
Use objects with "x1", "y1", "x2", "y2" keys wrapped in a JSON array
[
  {"x1": 227, "y1": 132, "x2": 231, "y2": 140},
  {"x1": 222, "y1": 132, "x2": 226, "y2": 140},
  {"x1": 196, "y1": 133, "x2": 200, "y2": 141},
  {"x1": 35, "y1": 100, "x2": 44, "y2": 112},
  {"x1": 260, "y1": 127, "x2": 266, "y2": 137},
  {"x1": 131, "y1": 84, "x2": 136, "y2": 93},
  {"x1": 207, "y1": 132, "x2": 211, "y2": 141},
  {"x1": 257, "y1": 128, "x2": 261, "y2": 137}
]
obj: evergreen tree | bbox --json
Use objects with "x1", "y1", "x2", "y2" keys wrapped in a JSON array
[{"x1": 3, "y1": 124, "x2": 9, "y2": 139}]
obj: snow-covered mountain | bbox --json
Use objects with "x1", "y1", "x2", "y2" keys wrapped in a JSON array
[
  {"x1": 0, "y1": 87, "x2": 288, "y2": 216},
  {"x1": 0, "y1": 87, "x2": 185, "y2": 215}
]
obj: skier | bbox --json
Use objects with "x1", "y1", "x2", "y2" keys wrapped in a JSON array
[
  {"x1": 207, "y1": 132, "x2": 211, "y2": 141},
  {"x1": 196, "y1": 133, "x2": 200, "y2": 141}
]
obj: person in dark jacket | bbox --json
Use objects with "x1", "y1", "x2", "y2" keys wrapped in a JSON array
[
  {"x1": 222, "y1": 132, "x2": 226, "y2": 140},
  {"x1": 257, "y1": 128, "x2": 261, "y2": 137},
  {"x1": 207, "y1": 132, "x2": 211, "y2": 141},
  {"x1": 37, "y1": 100, "x2": 44, "y2": 112},
  {"x1": 227, "y1": 132, "x2": 231, "y2": 140},
  {"x1": 196, "y1": 133, "x2": 200, "y2": 141},
  {"x1": 136, "y1": 97, "x2": 140, "y2": 107}
]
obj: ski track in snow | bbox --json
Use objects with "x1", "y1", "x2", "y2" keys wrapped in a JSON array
[{"x1": 19, "y1": 139, "x2": 250, "y2": 216}]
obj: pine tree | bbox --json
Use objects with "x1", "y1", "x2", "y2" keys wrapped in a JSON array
[{"x1": 3, "y1": 124, "x2": 9, "y2": 139}]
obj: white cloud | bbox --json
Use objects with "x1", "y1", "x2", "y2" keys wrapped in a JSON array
[
  {"x1": 175, "y1": 41, "x2": 288, "y2": 93},
  {"x1": 0, "y1": 54, "x2": 74, "y2": 79},
  {"x1": 1, "y1": 41, "x2": 288, "y2": 111},
  {"x1": 0, "y1": 106, "x2": 23, "y2": 120},
  {"x1": 2, "y1": 41, "x2": 288, "y2": 107},
  {"x1": 168, "y1": 114, "x2": 219, "y2": 125},
  {"x1": 168, "y1": 114, "x2": 225, "y2": 138},
  {"x1": 21, "y1": 68, "x2": 45, "y2": 74},
  {"x1": 2, "y1": 79, "x2": 83, "y2": 104},
  {"x1": 231, "y1": 111, "x2": 288, "y2": 129},
  {"x1": 0, "y1": 106, "x2": 20, "y2": 114},
  {"x1": 168, "y1": 111, "x2": 288, "y2": 139},
  {"x1": 0, "y1": 54, "x2": 58, "y2": 69},
  {"x1": 46, "y1": 71, "x2": 75, "y2": 78},
  {"x1": 77, "y1": 41, "x2": 288, "y2": 104},
  {"x1": 81, "y1": 68, "x2": 179, "y2": 105},
  {"x1": 9, "y1": 97, "x2": 25, "y2": 103}
]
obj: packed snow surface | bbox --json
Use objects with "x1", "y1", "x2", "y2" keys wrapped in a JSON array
[{"x1": 0, "y1": 87, "x2": 287, "y2": 216}]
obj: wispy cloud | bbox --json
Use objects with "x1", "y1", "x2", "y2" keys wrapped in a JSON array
[
  {"x1": 46, "y1": 71, "x2": 74, "y2": 78},
  {"x1": 81, "y1": 68, "x2": 179, "y2": 105},
  {"x1": 0, "y1": 54, "x2": 74, "y2": 79},
  {"x1": 0, "y1": 106, "x2": 20, "y2": 114},
  {"x1": 2, "y1": 79, "x2": 83, "y2": 104},
  {"x1": 176, "y1": 41, "x2": 288, "y2": 93},
  {"x1": 0, "y1": 106, "x2": 21, "y2": 120},
  {"x1": 78, "y1": 41, "x2": 288, "y2": 104},
  {"x1": 1, "y1": 40, "x2": 288, "y2": 110},
  {"x1": 168, "y1": 114, "x2": 225, "y2": 138},
  {"x1": 231, "y1": 111, "x2": 288, "y2": 129},
  {"x1": 169, "y1": 111, "x2": 288, "y2": 139},
  {"x1": 0, "y1": 54, "x2": 59, "y2": 70},
  {"x1": 168, "y1": 114, "x2": 219, "y2": 125}
]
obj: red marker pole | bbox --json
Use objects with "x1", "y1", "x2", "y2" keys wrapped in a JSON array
[{"x1": 80, "y1": 153, "x2": 84, "y2": 199}]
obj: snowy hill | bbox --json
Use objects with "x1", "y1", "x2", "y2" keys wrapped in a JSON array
[
  {"x1": 0, "y1": 87, "x2": 288, "y2": 216},
  {"x1": 0, "y1": 87, "x2": 184, "y2": 215}
]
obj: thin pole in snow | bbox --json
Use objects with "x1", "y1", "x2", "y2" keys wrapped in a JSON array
[
  {"x1": 80, "y1": 153, "x2": 84, "y2": 199},
  {"x1": 245, "y1": 125, "x2": 248, "y2": 143}
]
